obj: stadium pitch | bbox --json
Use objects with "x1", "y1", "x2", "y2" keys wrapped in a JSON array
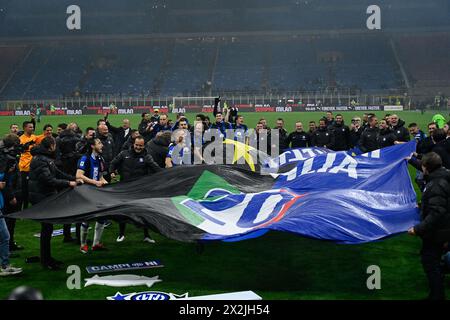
[{"x1": 0, "y1": 111, "x2": 448, "y2": 300}]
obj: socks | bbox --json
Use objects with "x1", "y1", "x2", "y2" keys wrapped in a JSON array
[
  {"x1": 80, "y1": 223, "x2": 89, "y2": 246},
  {"x1": 92, "y1": 222, "x2": 105, "y2": 247}
]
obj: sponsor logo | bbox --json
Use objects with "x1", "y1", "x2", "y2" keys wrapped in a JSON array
[
  {"x1": 107, "y1": 291, "x2": 188, "y2": 301},
  {"x1": 172, "y1": 107, "x2": 186, "y2": 114},
  {"x1": 384, "y1": 105, "x2": 404, "y2": 111},
  {"x1": 118, "y1": 109, "x2": 134, "y2": 114},
  {"x1": 67, "y1": 109, "x2": 82, "y2": 115},
  {"x1": 15, "y1": 110, "x2": 31, "y2": 116},
  {"x1": 86, "y1": 260, "x2": 163, "y2": 274},
  {"x1": 275, "y1": 107, "x2": 292, "y2": 112}
]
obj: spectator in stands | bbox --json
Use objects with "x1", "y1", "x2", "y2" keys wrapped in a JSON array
[
  {"x1": 273, "y1": 118, "x2": 289, "y2": 153},
  {"x1": 110, "y1": 136, "x2": 161, "y2": 244},
  {"x1": 389, "y1": 114, "x2": 410, "y2": 142},
  {"x1": 349, "y1": 117, "x2": 363, "y2": 148},
  {"x1": 76, "y1": 138, "x2": 109, "y2": 254},
  {"x1": 329, "y1": 114, "x2": 350, "y2": 151},
  {"x1": 286, "y1": 122, "x2": 310, "y2": 149},
  {"x1": 146, "y1": 131, "x2": 172, "y2": 168},
  {"x1": 308, "y1": 121, "x2": 317, "y2": 134},
  {"x1": 106, "y1": 118, "x2": 132, "y2": 155},
  {"x1": 29, "y1": 136, "x2": 78, "y2": 270},
  {"x1": 311, "y1": 119, "x2": 331, "y2": 148},
  {"x1": 359, "y1": 116, "x2": 379, "y2": 153},
  {"x1": 18, "y1": 121, "x2": 37, "y2": 210},
  {"x1": 408, "y1": 152, "x2": 450, "y2": 300},
  {"x1": 96, "y1": 124, "x2": 115, "y2": 182}
]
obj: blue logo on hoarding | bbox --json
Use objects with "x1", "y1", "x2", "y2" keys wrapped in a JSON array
[{"x1": 107, "y1": 291, "x2": 188, "y2": 301}]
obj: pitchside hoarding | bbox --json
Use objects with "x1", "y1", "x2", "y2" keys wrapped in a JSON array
[{"x1": 1, "y1": 105, "x2": 403, "y2": 116}]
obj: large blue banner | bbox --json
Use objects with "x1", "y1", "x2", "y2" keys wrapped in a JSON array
[{"x1": 183, "y1": 142, "x2": 420, "y2": 243}]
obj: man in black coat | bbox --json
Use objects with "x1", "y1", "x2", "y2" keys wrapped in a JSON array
[
  {"x1": 329, "y1": 114, "x2": 350, "y2": 151},
  {"x1": 409, "y1": 152, "x2": 450, "y2": 300},
  {"x1": 109, "y1": 136, "x2": 162, "y2": 243},
  {"x1": 359, "y1": 116, "x2": 380, "y2": 153},
  {"x1": 389, "y1": 114, "x2": 410, "y2": 142},
  {"x1": 96, "y1": 124, "x2": 115, "y2": 181},
  {"x1": 29, "y1": 137, "x2": 78, "y2": 270},
  {"x1": 106, "y1": 118, "x2": 132, "y2": 156},
  {"x1": 311, "y1": 119, "x2": 332, "y2": 148},
  {"x1": 286, "y1": 122, "x2": 310, "y2": 149},
  {"x1": 146, "y1": 131, "x2": 172, "y2": 168}
]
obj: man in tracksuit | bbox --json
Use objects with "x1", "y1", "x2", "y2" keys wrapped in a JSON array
[{"x1": 109, "y1": 136, "x2": 162, "y2": 243}]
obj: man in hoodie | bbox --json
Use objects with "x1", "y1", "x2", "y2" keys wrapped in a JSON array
[
  {"x1": 29, "y1": 136, "x2": 79, "y2": 270},
  {"x1": 328, "y1": 114, "x2": 350, "y2": 151},
  {"x1": 96, "y1": 124, "x2": 115, "y2": 182},
  {"x1": 389, "y1": 114, "x2": 410, "y2": 142},
  {"x1": 408, "y1": 152, "x2": 450, "y2": 300}
]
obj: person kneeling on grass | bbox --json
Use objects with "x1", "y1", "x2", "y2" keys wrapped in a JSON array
[{"x1": 76, "y1": 138, "x2": 108, "y2": 254}]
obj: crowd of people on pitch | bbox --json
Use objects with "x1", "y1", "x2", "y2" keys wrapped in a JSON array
[{"x1": 1, "y1": 109, "x2": 450, "y2": 300}]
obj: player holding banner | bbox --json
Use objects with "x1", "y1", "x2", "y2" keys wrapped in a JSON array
[{"x1": 76, "y1": 138, "x2": 109, "y2": 254}]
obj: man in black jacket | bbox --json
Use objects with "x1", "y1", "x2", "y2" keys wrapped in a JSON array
[
  {"x1": 106, "y1": 118, "x2": 132, "y2": 155},
  {"x1": 359, "y1": 116, "x2": 380, "y2": 153},
  {"x1": 29, "y1": 137, "x2": 78, "y2": 270},
  {"x1": 408, "y1": 152, "x2": 450, "y2": 300},
  {"x1": 378, "y1": 119, "x2": 397, "y2": 148},
  {"x1": 311, "y1": 119, "x2": 331, "y2": 148},
  {"x1": 110, "y1": 136, "x2": 162, "y2": 243},
  {"x1": 329, "y1": 114, "x2": 350, "y2": 151},
  {"x1": 349, "y1": 117, "x2": 363, "y2": 148},
  {"x1": 96, "y1": 124, "x2": 115, "y2": 181},
  {"x1": 286, "y1": 122, "x2": 310, "y2": 149},
  {"x1": 146, "y1": 131, "x2": 172, "y2": 168},
  {"x1": 56, "y1": 123, "x2": 83, "y2": 242},
  {"x1": 389, "y1": 114, "x2": 410, "y2": 142}
]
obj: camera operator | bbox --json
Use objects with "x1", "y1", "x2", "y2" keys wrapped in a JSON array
[
  {"x1": 29, "y1": 136, "x2": 80, "y2": 270},
  {"x1": 0, "y1": 134, "x2": 24, "y2": 251}
]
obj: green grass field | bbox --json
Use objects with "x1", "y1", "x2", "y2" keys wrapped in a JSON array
[{"x1": 0, "y1": 111, "x2": 448, "y2": 300}]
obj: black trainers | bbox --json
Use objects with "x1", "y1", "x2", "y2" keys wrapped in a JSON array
[{"x1": 10, "y1": 242, "x2": 24, "y2": 251}]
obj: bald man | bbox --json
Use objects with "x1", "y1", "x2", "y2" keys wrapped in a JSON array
[{"x1": 105, "y1": 118, "x2": 133, "y2": 155}]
